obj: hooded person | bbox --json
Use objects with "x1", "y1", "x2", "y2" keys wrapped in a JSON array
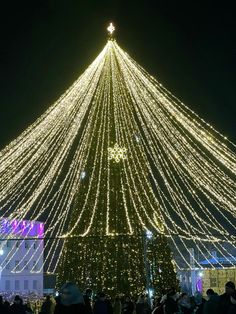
[{"x1": 54, "y1": 282, "x2": 86, "y2": 314}]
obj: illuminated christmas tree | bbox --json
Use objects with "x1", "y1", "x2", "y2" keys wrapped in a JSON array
[
  {"x1": 57, "y1": 24, "x2": 178, "y2": 294},
  {"x1": 0, "y1": 23, "x2": 236, "y2": 294}
]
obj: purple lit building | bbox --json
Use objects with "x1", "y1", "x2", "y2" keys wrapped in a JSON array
[{"x1": 0, "y1": 218, "x2": 44, "y2": 295}]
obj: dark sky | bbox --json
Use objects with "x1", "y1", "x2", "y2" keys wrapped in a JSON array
[{"x1": 0, "y1": 0, "x2": 235, "y2": 148}]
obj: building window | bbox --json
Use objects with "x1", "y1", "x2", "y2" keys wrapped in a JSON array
[
  {"x1": 6, "y1": 240, "x2": 11, "y2": 248},
  {"x1": 15, "y1": 260, "x2": 20, "y2": 271},
  {"x1": 5, "y1": 260, "x2": 10, "y2": 270},
  {"x1": 24, "y1": 280, "x2": 28, "y2": 290},
  {"x1": 16, "y1": 241, "x2": 19, "y2": 248},
  {"x1": 33, "y1": 242, "x2": 37, "y2": 249},
  {"x1": 25, "y1": 241, "x2": 29, "y2": 249},
  {"x1": 5, "y1": 280, "x2": 10, "y2": 291},
  {"x1": 15, "y1": 280, "x2": 20, "y2": 290},
  {"x1": 24, "y1": 260, "x2": 29, "y2": 270},
  {"x1": 33, "y1": 280, "x2": 37, "y2": 290}
]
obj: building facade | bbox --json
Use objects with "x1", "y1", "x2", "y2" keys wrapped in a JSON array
[
  {"x1": 0, "y1": 219, "x2": 44, "y2": 295},
  {"x1": 178, "y1": 252, "x2": 236, "y2": 295}
]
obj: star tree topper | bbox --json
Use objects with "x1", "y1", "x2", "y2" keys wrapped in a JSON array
[
  {"x1": 108, "y1": 143, "x2": 127, "y2": 163},
  {"x1": 107, "y1": 22, "x2": 115, "y2": 36}
]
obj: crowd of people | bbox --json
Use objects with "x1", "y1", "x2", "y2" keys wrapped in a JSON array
[
  {"x1": 153, "y1": 281, "x2": 236, "y2": 313},
  {"x1": 0, "y1": 281, "x2": 236, "y2": 314}
]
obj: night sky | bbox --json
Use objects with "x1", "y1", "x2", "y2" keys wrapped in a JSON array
[{"x1": 0, "y1": 1, "x2": 235, "y2": 149}]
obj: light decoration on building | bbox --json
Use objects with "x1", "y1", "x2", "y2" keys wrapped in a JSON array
[
  {"x1": 0, "y1": 23, "x2": 235, "y2": 278},
  {"x1": 0, "y1": 219, "x2": 44, "y2": 273}
]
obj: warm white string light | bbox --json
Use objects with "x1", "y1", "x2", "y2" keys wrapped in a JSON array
[{"x1": 0, "y1": 37, "x2": 235, "y2": 273}]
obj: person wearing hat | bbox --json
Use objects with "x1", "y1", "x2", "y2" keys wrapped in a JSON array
[{"x1": 219, "y1": 281, "x2": 236, "y2": 313}]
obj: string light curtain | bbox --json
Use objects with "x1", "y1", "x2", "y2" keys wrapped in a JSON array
[{"x1": 0, "y1": 35, "x2": 235, "y2": 291}]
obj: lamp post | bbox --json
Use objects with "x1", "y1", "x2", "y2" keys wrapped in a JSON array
[
  {"x1": 189, "y1": 248, "x2": 196, "y2": 295},
  {"x1": 144, "y1": 230, "x2": 153, "y2": 304}
]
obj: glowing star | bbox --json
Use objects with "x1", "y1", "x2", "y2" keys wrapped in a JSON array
[
  {"x1": 108, "y1": 143, "x2": 127, "y2": 163},
  {"x1": 107, "y1": 22, "x2": 115, "y2": 35}
]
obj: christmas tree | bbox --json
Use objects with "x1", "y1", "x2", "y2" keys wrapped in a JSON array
[
  {"x1": 58, "y1": 24, "x2": 178, "y2": 294},
  {"x1": 0, "y1": 23, "x2": 235, "y2": 294}
]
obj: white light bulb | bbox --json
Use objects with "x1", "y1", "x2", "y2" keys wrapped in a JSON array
[
  {"x1": 80, "y1": 171, "x2": 86, "y2": 180},
  {"x1": 146, "y1": 230, "x2": 153, "y2": 239},
  {"x1": 135, "y1": 135, "x2": 140, "y2": 143}
]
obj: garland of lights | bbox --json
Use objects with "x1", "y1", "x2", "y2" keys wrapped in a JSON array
[{"x1": 0, "y1": 23, "x2": 235, "y2": 274}]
